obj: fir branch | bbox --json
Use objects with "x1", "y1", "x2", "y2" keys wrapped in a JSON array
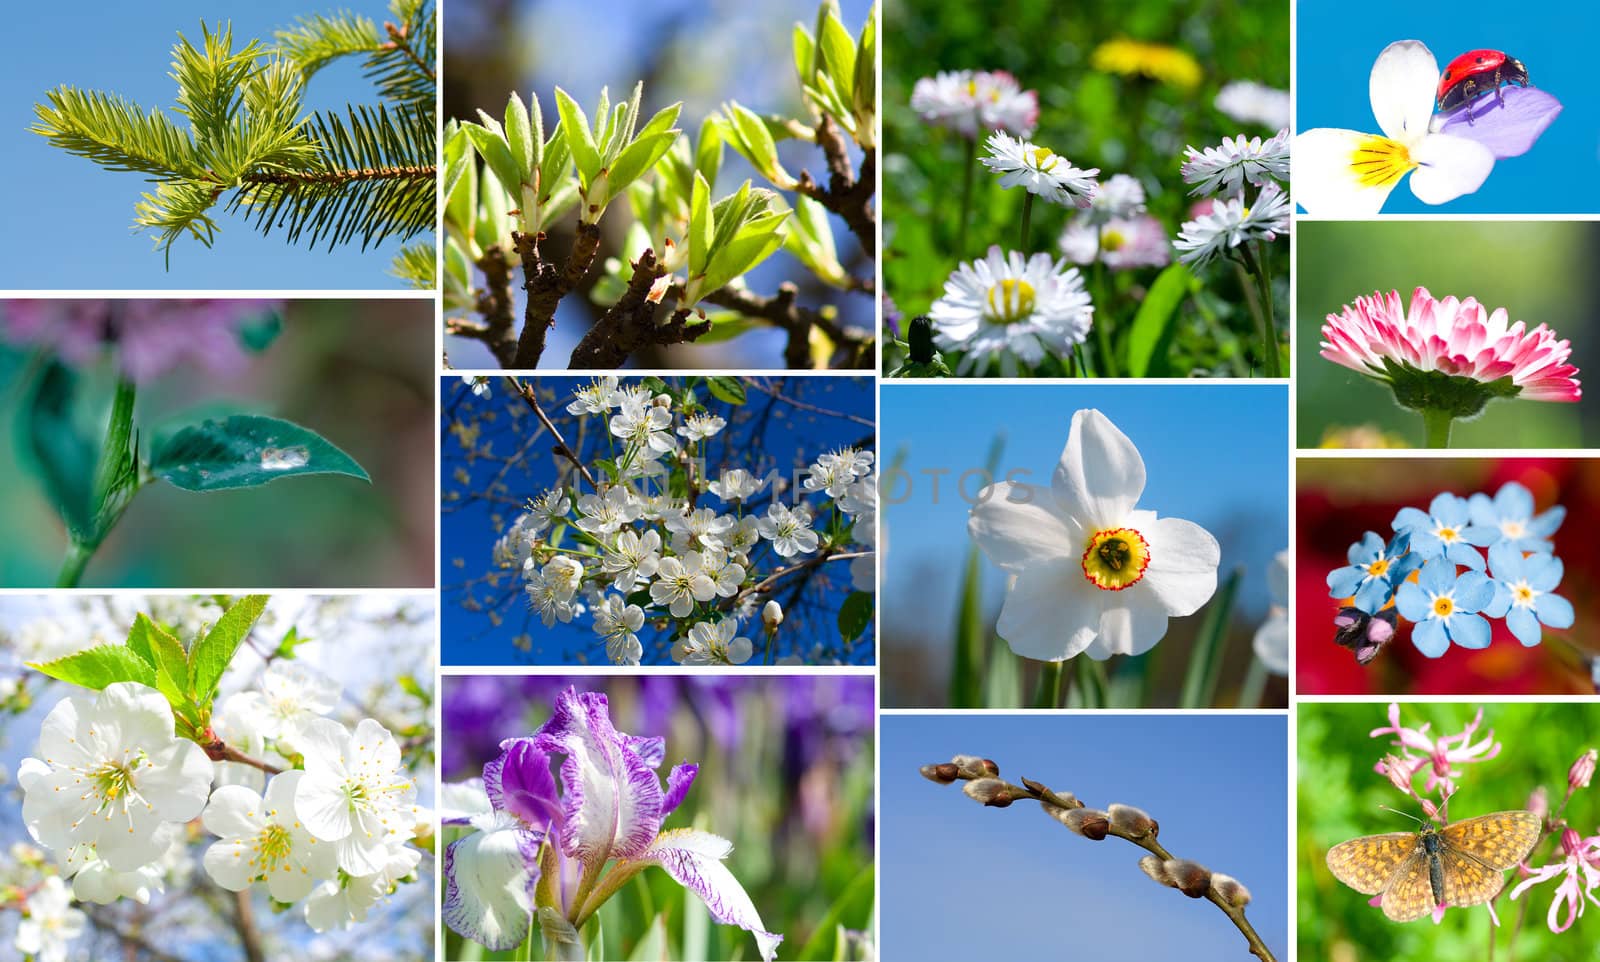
[
  {"x1": 31, "y1": 86, "x2": 202, "y2": 178},
  {"x1": 370, "y1": 3, "x2": 437, "y2": 103},
  {"x1": 226, "y1": 102, "x2": 436, "y2": 249},
  {"x1": 275, "y1": 11, "x2": 383, "y2": 78},
  {"x1": 390, "y1": 241, "x2": 437, "y2": 289}
]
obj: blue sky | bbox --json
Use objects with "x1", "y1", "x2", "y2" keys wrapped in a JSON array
[
  {"x1": 441, "y1": 375, "x2": 876, "y2": 665},
  {"x1": 881, "y1": 713, "x2": 1289, "y2": 961},
  {"x1": 1297, "y1": 0, "x2": 1597, "y2": 213},
  {"x1": 0, "y1": 0, "x2": 421, "y2": 290},
  {"x1": 881, "y1": 383, "x2": 1289, "y2": 653}
]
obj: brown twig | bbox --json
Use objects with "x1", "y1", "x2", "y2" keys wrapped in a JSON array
[
  {"x1": 687, "y1": 283, "x2": 872, "y2": 370},
  {"x1": 83, "y1": 906, "x2": 189, "y2": 962},
  {"x1": 383, "y1": 21, "x2": 436, "y2": 81},
  {"x1": 924, "y1": 758, "x2": 1278, "y2": 962},
  {"x1": 721, "y1": 549, "x2": 868, "y2": 611},
  {"x1": 567, "y1": 248, "x2": 714, "y2": 368},
  {"x1": 506, "y1": 376, "x2": 600, "y2": 491},
  {"x1": 459, "y1": 244, "x2": 518, "y2": 365},
  {"x1": 232, "y1": 889, "x2": 267, "y2": 962},
  {"x1": 201, "y1": 739, "x2": 285, "y2": 776},
  {"x1": 796, "y1": 114, "x2": 875, "y2": 257},
  {"x1": 511, "y1": 224, "x2": 603, "y2": 368}
]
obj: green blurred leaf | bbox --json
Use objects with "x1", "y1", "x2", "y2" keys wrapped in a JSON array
[
  {"x1": 982, "y1": 635, "x2": 1022, "y2": 708},
  {"x1": 838, "y1": 590, "x2": 873, "y2": 642},
  {"x1": 1125, "y1": 263, "x2": 1193, "y2": 377},
  {"x1": 22, "y1": 362, "x2": 97, "y2": 538},
  {"x1": 797, "y1": 864, "x2": 874, "y2": 960},
  {"x1": 188, "y1": 595, "x2": 269, "y2": 705},
  {"x1": 29, "y1": 645, "x2": 158, "y2": 691},
  {"x1": 705, "y1": 376, "x2": 746, "y2": 405},
  {"x1": 1180, "y1": 568, "x2": 1241, "y2": 709},
  {"x1": 151, "y1": 415, "x2": 369, "y2": 491}
]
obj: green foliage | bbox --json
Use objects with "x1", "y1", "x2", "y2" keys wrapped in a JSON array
[
  {"x1": 29, "y1": 645, "x2": 159, "y2": 693},
  {"x1": 837, "y1": 591, "x2": 874, "y2": 642},
  {"x1": 704, "y1": 376, "x2": 748, "y2": 405},
  {"x1": 151, "y1": 415, "x2": 370, "y2": 491},
  {"x1": 30, "y1": 1, "x2": 437, "y2": 283},
  {"x1": 1125, "y1": 263, "x2": 1195, "y2": 377},
  {"x1": 22, "y1": 363, "x2": 99, "y2": 539},
  {"x1": 188, "y1": 595, "x2": 271, "y2": 704}
]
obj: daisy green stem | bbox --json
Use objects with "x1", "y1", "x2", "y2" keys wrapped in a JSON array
[
  {"x1": 1019, "y1": 193, "x2": 1035, "y2": 251},
  {"x1": 1235, "y1": 242, "x2": 1282, "y2": 378},
  {"x1": 1032, "y1": 660, "x2": 1064, "y2": 708},
  {"x1": 1091, "y1": 242, "x2": 1117, "y2": 377},
  {"x1": 957, "y1": 134, "x2": 978, "y2": 258},
  {"x1": 1422, "y1": 409, "x2": 1454, "y2": 449}
]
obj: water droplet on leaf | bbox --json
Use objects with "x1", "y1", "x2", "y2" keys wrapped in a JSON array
[{"x1": 260, "y1": 446, "x2": 310, "y2": 470}]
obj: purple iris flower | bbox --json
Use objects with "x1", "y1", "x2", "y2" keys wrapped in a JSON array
[{"x1": 441, "y1": 686, "x2": 780, "y2": 960}]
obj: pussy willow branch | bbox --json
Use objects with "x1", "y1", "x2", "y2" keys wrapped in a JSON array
[
  {"x1": 505, "y1": 375, "x2": 599, "y2": 491},
  {"x1": 925, "y1": 758, "x2": 1276, "y2": 962},
  {"x1": 796, "y1": 114, "x2": 875, "y2": 258}
]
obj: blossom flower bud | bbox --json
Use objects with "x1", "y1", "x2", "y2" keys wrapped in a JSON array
[
  {"x1": 762, "y1": 600, "x2": 784, "y2": 629},
  {"x1": 1107, "y1": 803, "x2": 1158, "y2": 839},
  {"x1": 1378, "y1": 754, "x2": 1415, "y2": 795},
  {"x1": 1060, "y1": 808, "x2": 1110, "y2": 840},
  {"x1": 1526, "y1": 785, "x2": 1549, "y2": 820},
  {"x1": 1163, "y1": 859, "x2": 1212, "y2": 898},
  {"x1": 1333, "y1": 606, "x2": 1397, "y2": 664},
  {"x1": 1419, "y1": 798, "x2": 1440, "y2": 821},
  {"x1": 1138, "y1": 854, "x2": 1174, "y2": 886},
  {"x1": 919, "y1": 763, "x2": 960, "y2": 784},
  {"x1": 951, "y1": 755, "x2": 999, "y2": 778},
  {"x1": 1209, "y1": 872, "x2": 1251, "y2": 908},
  {"x1": 962, "y1": 778, "x2": 1014, "y2": 807},
  {"x1": 1569, "y1": 749, "x2": 1597, "y2": 791}
]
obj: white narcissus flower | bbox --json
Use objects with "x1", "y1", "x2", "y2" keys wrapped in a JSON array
[
  {"x1": 980, "y1": 131, "x2": 1099, "y2": 208},
  {"x1": 673, "y1": 619, "x2": 754, "y2": 665},
  {"x1": 14, "y1": 876, "x2": 86, "y2": 962},
  {"x1": 203, "y1": 771, "x2": 338, "y2": 902},
  {"x1": 1253, "y1": 549, "x2": 1290, "y2": 675},
  {"x1": 294, "y1": 717, "x2": 419, "y2": 877},
  {"x1": 968, "y1": 410, "x2": 1221, "y2": 660},
  {"x1": 1295, "y1": 40, "x2": 1494, "y2": 214},
  {"x1": 929, "y1": 246, "x2": 1094, "y2": 377},
  {"x1": 757, "y1": 503, "x2": 820, "y2": 558},
  {"x1": 20, "y1": 683, "x2": 213, "y2": 870}
]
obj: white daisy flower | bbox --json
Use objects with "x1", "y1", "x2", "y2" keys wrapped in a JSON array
[
  {"x1": 1215, "y1": 81, "x2": 1290, "y2": 129},
  {"x1": 928, "y1": 246, "x2": 1094, "y2": 376},
  {"x1": 1180, "y1": 130, "x2": 1290, "y2": 197},
  {"x1": 1059, "y1": 215, "x2": 1172, "y2": 270},
  {"x1": 981, "y1": 131, "x2": 1098, "y2": 208},
  {"x1": 1173, "y1": 184, "x2": 1290, "y2": 267},
  {"x1": 909, "y1": 69, "x2": 1038, "y2": 138},
  {"x1": 1080, "y1": 174, "x2": 1147, "y2": 226}
]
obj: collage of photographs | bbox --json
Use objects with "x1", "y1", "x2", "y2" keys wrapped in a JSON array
[{"x1": 0, "y1": 0, "x2": 1594, "y2": 960}]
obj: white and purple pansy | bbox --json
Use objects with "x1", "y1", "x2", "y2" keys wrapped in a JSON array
[
  {"x1": 1391, "y1": 492, "x2": 1486, "y2": 570},
  {"x1": 442, "y1": 687, "x2": 780, "y2": 960}
]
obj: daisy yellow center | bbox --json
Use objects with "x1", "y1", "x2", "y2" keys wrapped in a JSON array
[
  {"x1": 1350, "y1": 135, "x2": 1417, "y2": 189},
  {"x1": 1431, "y1": 596, "x2": 1455, "y2": 618},
  {"x1": 967, "y1": 80, "x2": 977, "y2": 96},
  {"x1": 1102, "y1": 229, "x2": 1126, "y2": 252},
  {"x1": 1027, "y1": 146, "x2": 1059, "y2": 172},
  {"x1": 985, "y1": 279, "x2": 1036, "y2": 324},
  {"x1": 1081, "y1": 527, "x2": 1151, "y2": 590},
  {"x1": 1365, "y1": 558, "x2": 1390, "y2": 577}
]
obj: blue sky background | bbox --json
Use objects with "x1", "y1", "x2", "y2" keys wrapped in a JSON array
[
  {"x1": 442, "y1": 0, "x2": 874, "y2": 369},
  {"x1": 441, "y1": 375, "x2": 876, "y2": 665},
  {"x1": 881, "y1": 384, "x2": 1289, "y2": 690},
  {"x1": 1297, "y1": 0, "x2": 1598, "y2": 213},
  {"x1": 881, "y1": 713, "x2": 1289, "y2": 961},
  {"x1": 0, "y1": 0, "x2": 421, "y2": 290}
]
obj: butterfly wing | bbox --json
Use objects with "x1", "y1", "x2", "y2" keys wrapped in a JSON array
[
  {"x1": 1326, "y1": 831, "x2": 1418, "y2": 894},
  {"x1": 1440, "y1": 810, "x2": 1542, "y2": 871},
  {"x1": 1436, "y1": 846, "x2": 1508, "y2": 908},
  {"x1": 1379, "y1": 847, "x2": 1437, "y2": 922}
]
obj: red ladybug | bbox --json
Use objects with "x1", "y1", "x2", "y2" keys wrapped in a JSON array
[{"x1": 1436, "y1": 49, "x2": 1530, "y2": 112}]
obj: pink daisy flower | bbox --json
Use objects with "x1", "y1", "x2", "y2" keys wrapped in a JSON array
[{"x1": 1320, "y1": 286, "x2": 1581, "y2": 402}]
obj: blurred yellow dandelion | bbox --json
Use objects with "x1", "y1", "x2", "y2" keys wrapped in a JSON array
[{"x1": 1090, "y1": 39, "x2": 1202, "y2": 90}]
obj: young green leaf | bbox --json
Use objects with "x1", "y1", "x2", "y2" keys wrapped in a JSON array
[
  {"x1": 151, "y1": 415, "x2": 369, "y2": 492},
  {"x1": 817, "y1": 7, "x2": 857, "y2": 103},
  {"x1": 128, "y1": 613, "x2": 192, "y2": 708},
  {"x1": 838, "y1": 590, "x2": 874, "y2": 642},
  {"x1": 700, "y1": 210, "x2": 790, "y2": 295},
  {"x1": 724, "y1": 102, "x2": 792, "y2": 188},
  {"x1": 693, "y1": 115, "x2": 723, "y2": 186},
  {"x1": 463, "y1": 120, "x2": 522, "y2": 200},
  {"x1": 792, "y1": 22, "x2": 816, "y2": 89},
  {"x1": 604, "y1": 130, "x2": 679, "y2": 204},
  {"x1": 705, "y1": 376, "x2": 747, "y2": 405},
  {"x1": 30, "y1": 645, "x2": 158, "y2": 691},
  {"x1": 688, "y1": 171, "x2": 713, "y2": 277},
  {"x1": 188, "y1": 595, "x2": 270, "y2": 704},
  {"x1": 504, "y1": 91, "x2": 534, "y2": 183},
  {"x1": 555, "y1": 87, "x2": 601, "y2": 185}
]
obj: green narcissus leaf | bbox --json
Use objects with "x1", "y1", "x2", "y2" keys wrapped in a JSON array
[{"x1": 151, "y1": 415, "x2": 369, "y2": 492}]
